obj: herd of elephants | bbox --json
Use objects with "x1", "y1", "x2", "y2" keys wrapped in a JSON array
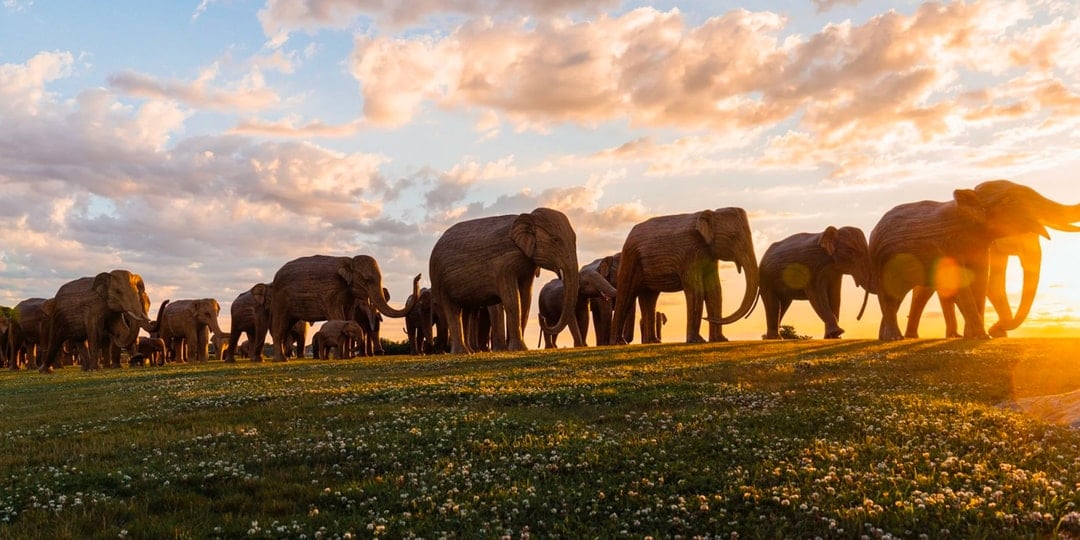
[{"x1": 2, "y1": 179, "x2": 1078, "y2": 374}]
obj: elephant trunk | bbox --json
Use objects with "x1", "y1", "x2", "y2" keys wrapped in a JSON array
[
  {"x1": 1031, "y1": 193, "x2": 1080, "y2": 231},
  {"x1": 144, "y1": 299, "x2": 170, "y2": 334},
  {"x1": 371, "y1": 274, "x2": 421, "y2": 318},
  {"x1": 717, "y1": 251, "x2": 760, "y2": 325},
  {"x1": 989, "y1": 243, "x2": 1041, "y2": 336},
  {"x1": 540, "y1": 265, "x2": 582, "y2": 344}
]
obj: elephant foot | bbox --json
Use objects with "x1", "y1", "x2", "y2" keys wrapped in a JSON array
[
  {"x1": 946, "y1": 332, "x2": 962, "y2": 339},
  {"x1": 988, "y1": 324, "x2": 1008, "y2": 338},
  {"x1": 878, "y1": 326, "x2": 905, "y2": 341},
  {"x1": 903, "y1": 331, "x2": 920, "y2": 339},
  {"x1": 825, "y1": 327, "x2": 845, "y2": 339},
  {"x1": 687, "y1": 334, "x2": 706, "y2": 344},
  {"x1": 708, "y1": 334, "x2": 729, "y2": 343},
  {"x1": 763, "y1": 332, "x2": 781, "y2": 340},
  {"x1": 38, "y1": 365, "x2": 54, "y2": 374}
]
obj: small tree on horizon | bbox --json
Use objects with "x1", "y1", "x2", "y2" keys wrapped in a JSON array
[{"x1": 763, "y1": 325, "x2": 811, "y2": 340}]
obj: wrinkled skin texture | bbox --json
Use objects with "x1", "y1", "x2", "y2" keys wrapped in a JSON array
[
  {"x1": 41, "y1": 270, "x2": 155, "y2": 373},
  {"x1": 312, "y1": 320, "x2": 366, "y2": 359},
  {"x1": 268, "y1": 255, "x2": 418, "y2": 361},
  {"x1": 640, "y1": 311, "x2": 668, "y2": 343},
  {"x1": 869, "y1": 180, "x2": 1080, "y2": 341},
  {"x1": 759, "y1": 226, "x2": 873, "y2": 339},
  {"x1": 612, "y1": 208, "x2": 759, "y2": 344},
  {"x1": 93, "y1": 295, "x2": 167, "y2": 370},
  {"x1": 8, "y1": 298, "x2": 49, "y2": 370},
  {"x1": 159, "y1": 298, "x2": 224, "y2": 363},
  {"x1": 430, "y1": 208, "x2": 581, "y2": 354},
  {"x1": 225, "y1": 284, "x2": 271, "y2": 363},
  {"x1": 538, "y1": 256, "x2": 618, "y2": 348}
]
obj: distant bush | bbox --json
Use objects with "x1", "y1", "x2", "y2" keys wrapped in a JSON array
[
  {"x1": 763, "y1": 325, "x2": 811, "y2": 340},
  {"x1": 380, "y1": 338, "x2": 411, "y2": 355}
]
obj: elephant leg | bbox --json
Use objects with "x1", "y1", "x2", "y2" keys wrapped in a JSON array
[
  {"x1": 443, "y1": 299, "x2": 470, "y2": 355},
  {"x1": 701, "y1": 269, "x2": 726, "y2": 342},
  {"x1": 575, "y1": 300, "x2": 590, "y2": 347},
  {"x1": 761, "y1": 288, "x2": 782, "y2": 340},
  {"x1": 501, "y1": 286, "x2": 526, "y2": 352},
  {"x1": 937, "y1": 295, "x2": 961, "y2": 338},
  {"x1": 904, "y1": 285, "x2": 933, "y2": 339},
  {"x1": 955, "y1": 285, "x2": 989, "y2": 339},
  {"x1": 806, "y1": 278, "x2": 843, "y2": 339},
  {"x1": 878, "y1": 292, "x2": 905, "y2": 341},
  {"x1": 639, "y1": 291, "x2": 661, "y2": 344},
  {"x1": 269, "y1": 316, "x2": 294, "y2": 362}
]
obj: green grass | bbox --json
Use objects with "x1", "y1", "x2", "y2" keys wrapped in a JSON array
[{"x1": 3, "y1": 339, "x2": 1080, "y2": 539}]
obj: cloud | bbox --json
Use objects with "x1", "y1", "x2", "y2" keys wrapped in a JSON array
[
  {"x1": 230, "y1": 116, "x2": 364, "y2": 138},
  {"x1": 812, "y1": 0, "x2": 861, "y2": 12},
  {"x1": 108, "y1": 62, "x2": 281, "y2": 112}
]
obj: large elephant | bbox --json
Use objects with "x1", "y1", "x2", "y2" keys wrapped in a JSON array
[
  {"x1": 7, "y1": 298, "x2": 49, "y2": 370},
  {"x1": 158, "y1": 298, "x2": 224, "y2": 363},
  {"x1": 40, "y1": 270, "x2": 157, "y2": 373},
  {"x1": 225, "y1": 284, "x2": 271, "y2": 363},
  {"x1": 611, "y1": 208, "x2": 759, "y2": 344},
  {"x1": 267, "y1": 255, "x2": 418, "y2": 361},
  {"x1": 758, "y1": 226, "x2": 873, "y2": 339},
  {"x1": 869, "y1": 180, "x2": 1080, "y2": 341},
  {"x1": 312, "y1": 320, "x2": 366, "y2": 360},
  {"x1": 96, "y1": 296, "x2": 168, "y2": 369},
  {"x1": 429, "y1": 208, "x2": 581, "y2": 354},
  {"x1": 537, "y1": 256, "x2": 618, "y2": 348}
]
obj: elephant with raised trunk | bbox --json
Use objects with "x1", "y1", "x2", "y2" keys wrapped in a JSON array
[
  {"x1": 40, "y1": 270, "x2": 159, "y2": 373},
  {"x1": 267, "y1": 255, "x2": 419, "y2": 361},
  {"x1": 225, "y1": 284, "x2": 271, "y2": 363},
  {"x1": 429, "y1": 208, "x2": 582, "y2": 354},
  {"x1": 611, "y1": 208, "x2": 759, "y2": 344},
  {"x1": 759, "y1": 226, "x2": 873, "y2": 340},
  {"x1": 159, "y1": 298, "x2": 224, "y2": 363},
  {"x1": 870, "y1": 179, "x2": 1080, "y2": 341},
  {"x1": 404, "y1": 287, "x2": 444, "y2": 355},
  {"x1": 537, "y1": 256, "x2": 618, "y2": 348}
]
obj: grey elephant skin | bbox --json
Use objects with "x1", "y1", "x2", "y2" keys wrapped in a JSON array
[
  {"x1": 869, "y1": 180, "x2": 1080, "y2": 341},
  {"x1": 759, "y1": 226, "x2": 873, "y2": 340},
  {"x1": 612, "y1": 208, "x2": 759, "y2": 344},
  {"x1": 159, "y1": 298, "x2": 224, "y2": 363},
  {"x1": 267, "y1": 255, "x2": 418, "y2": 361},
  {"x1": 429, "y1": 207, "x2": 581, "y2": 354},
  {"x1": 40, "y1": 270, "x2": 156, "y2": 373},
  {"x1": 538, "y1": 256, "x2": 618, "y2": 348}
]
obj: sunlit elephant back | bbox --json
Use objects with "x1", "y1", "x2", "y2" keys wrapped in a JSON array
[
  {"x1": 758, "y1": 226, "x2": 873, "y2": 340},
  {"x1": 429, "y1": 207, "x2": 581, "y2": 354},
  {"x1": 869, "y1": 179, "x2": 1080, "y2": 341},
  {"x1": 41, "y1": 270, "x2": 154, "y2": 373},
  {"x1": 267, "y1": 255, "x2": 419, "y2": 361},
  {"x1": 611, "y1": 208, "x2": 759, "y2": 345}
]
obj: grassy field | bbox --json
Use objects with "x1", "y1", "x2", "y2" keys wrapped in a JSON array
[{"x1": 3, "y1": 339, "x2": 1080, "y2": 539}]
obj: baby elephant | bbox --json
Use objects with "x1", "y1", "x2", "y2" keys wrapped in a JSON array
[{"x1": 758, "y1": 226, "x2": 873, "y2": 339}]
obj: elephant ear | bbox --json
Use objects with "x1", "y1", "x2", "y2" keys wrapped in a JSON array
[
  {"x1": 819, "y1": 226, "x2": 839, "y2": 256},
  {"x1": 511, "y1": 213, "x2": 537, "y2": 258},
  {"x1": 695, "y1": 210, "x2": 716, "y2": 245},
  {"x1": 92, "y1": 272, "x2": 112, "y2": 300},
  {"x1": 42, "y1": 298, "x2": 55, "y2": 318},
  {"x1": 337, "y1": 260, "x2": 355, "y2": 286},
  {"x1": 251, "y1": 283, "x2": 268, "y2": 305},
  {"x1": 598, "y1": 256, "x2": 613, "y2": 278},
  {"x1": 188, "y1": 301, "x2": 202, "y2": 317}
]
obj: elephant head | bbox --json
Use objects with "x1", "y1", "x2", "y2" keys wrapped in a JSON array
[
  {"x1": 579, "y1": 256, "x2": 618, "y2": 302},
  {"x1": 95, "y1": 270, "x2": 152, "y2": 327},
  {"x1": 512, "y1": 208, "x2": 580, "y2": 340},
  {"x1": 188, "y1": 299, "x2": 224, "y2": 337},
  {"x1": 697, "y1": 208, "x2": 759, "y2": 325},
  {"x1": 337, "y1": 255, "x2": 419, "y2": 319},
  {"x1": 819, "y1": 226, "x2": 874, "y2": 318},
  {"x1": 973, "y1": 180, "x2": 1080, "y2": 336}
]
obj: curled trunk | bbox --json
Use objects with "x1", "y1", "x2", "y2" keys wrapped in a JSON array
[
  {"x1": 717, "y1": 253, "x2": 760, "y2": 325},
  {"x1": 540, "y1": 266, "x2": 582, "y2": 345},
  {"x1": 371, "y1": 274, "x2": 421, "y2": 318}
]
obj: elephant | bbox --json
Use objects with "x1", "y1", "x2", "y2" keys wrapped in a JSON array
[
  {"x1": 537, "y1": 257, "x2": 618, "y2": 348},
  {"x1": 869, "y1": 179, "x2": 1080, "y2": 341},
  {"x1": 464, "y1": 304, "x2": 507, "y2": 352},
  {"x1": 225, "y1": 284, "x2": 271, "y2": 363},
  {"x1": 354, "y1": 289, "x2": 388, "y2": 356},
  {"x1": 312, "y1": 320, "x2": 366, "y2": 360},
  {"x1": 40, "y1": 270, "x2": 158, "y2": 373},
  {"x1": 404, "y1": 288, "x2": 441, "y2": 355},
  {"x1": 611, "y1": 208, "x2": 759, "y2": 344},
  {"x1": 283, "y1": 321, "x2": 309, "y2": 359},
  {"x1": 210, "y1": 331, "x2": 230, "y2": 360},
  {"x1": 7, "y1": 298, "x2": 49, "y2": 370},
  {"x1": 758, "y1": 226, "x2": 874, "y2": 340},
  {"x1": 640, "y1": 311, "x2": 668, "y2": 343},
  {"x1": 0, "y1": 306, "x2": 11, "y2": 368},
  {"x1": 136, "y1": 336, "x2": 168, "y2": 366},
  {"x1": 429, "y1": 208, "x2": 582, "y2": 354},
  {"x1": 585, "y1": 254, "x2": 636, "y2": 346},
  {"x1": 267, "y1": 255, "x2": 419, "y2": 361},
  {"x1": 158, "y1": 298, "x2": 225, "y2": 363},
  {"x1": 236, "y1": 340, "x2": 253, "y2": 359}
]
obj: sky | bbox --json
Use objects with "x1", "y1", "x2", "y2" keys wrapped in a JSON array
[{"x1": 2, "y1": 0, "x2": 1080, "y2": 347}]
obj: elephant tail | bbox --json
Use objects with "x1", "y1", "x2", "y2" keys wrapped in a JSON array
[{"x1": 856, "y1": 288, "x2": 870, "y2": 321}]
